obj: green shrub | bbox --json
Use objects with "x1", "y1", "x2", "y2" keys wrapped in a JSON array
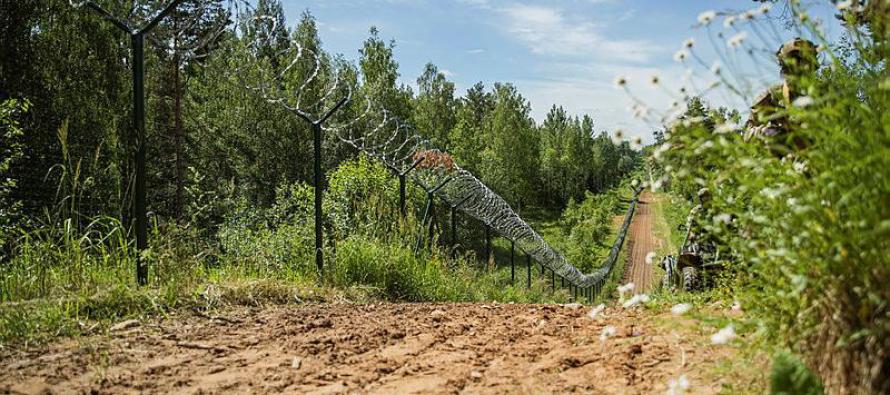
[
  {"x1": 650, "y1": 27, "x2": 890, "y2": 393},
  {"x1": 770, "y1": 351, "x2": 823, "y2": 395}
]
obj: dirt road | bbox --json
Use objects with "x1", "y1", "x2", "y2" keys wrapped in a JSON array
[
  {"x1": 623, "y1": 191, "x2": 661, "y2": 294},
  {"x1": 1, "y1": 303, "x2": 739, "y2": 394}
]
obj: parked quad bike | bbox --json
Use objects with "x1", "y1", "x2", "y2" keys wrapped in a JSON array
[{"x1": 661, "y1": 223, "x2": 722, "y2": 292}]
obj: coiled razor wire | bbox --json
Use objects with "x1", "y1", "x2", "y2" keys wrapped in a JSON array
[{"x1": 237, "y1": 7, "x2": 642, "y2": 292}]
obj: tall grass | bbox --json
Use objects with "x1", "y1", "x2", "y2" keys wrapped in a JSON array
[
  {"x1": 0, "y1": 154, "x2": 584, "y2": 345},
  {"x1": 636, "y1": 2, "x2": 890, "y2": 392}
]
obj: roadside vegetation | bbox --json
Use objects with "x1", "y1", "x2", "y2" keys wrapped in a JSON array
[
  {"x1": 0, "y1": 0, "x2": 641, "y2": 346},
  {"x1": 630, "y1": 1, "x2": 890, "y2": 393}
]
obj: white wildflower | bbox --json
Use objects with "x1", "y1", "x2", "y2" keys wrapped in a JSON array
[
  {"x1": 715, "y1": 123, "x2": 735, "y2": 134},
  {"x1": 667, "y1": 374, "x2": 691, "y2": 395},
  {"x1": 792, "y1": 95, "x2": 815, "y2": 108},
  {"x1": 731, "y1": 300, "x2": 743, "y2": 312},
  {"x1": 759, "y1": 3, "x2": 772, "y2": 14},
  {"x1": 600, "y1": 325, "x2": 618, "y2": 341},
  {"x1": 836, "y1": 0, "x2": 853, "y2": 11},
  {"x1": 671, "y1": 303, "x2": 692, "y2": 316},
  {"x1": 632, "y1": 136, "x2": 643, "y2": 149},
  {"x1": 711, "y1": 61, "x2": 722, "y2": 75},
  {"x1": 740, "y1": 10, "x2": 755, "y2": 21},
  {"x1": 674, "y1": 50, "x2": 688, "y2": 63},
  {"x1": 650, "y1": 74, "x2": 660, "y2": 85},
  {"x1": 617, "y1": 282, "x2": 635, "y2": 298},
  {"x1": 623, "y1": 294, "x2": 650, "y2": 308},
  {"x1": 652, "y1": 177, "x2": 665, "y2": 191},
  {"x1": 633, "y1": 106, "x2": 650, "y2": 119},
  {"x1": 713, "y1": 213, "x2": 732, "y2": 225},
  {"x1": 711, "y1": 324, "x2": 737, "y2": 344},
  {"x1": 587, "y1": 303, "x2": 606, "y2": 319},
  {"x1": 611, "y1": 129, "x2": 625, "y2": 145},
  {"x1": 761, "y1": 187, "x2": 783, "y2": 199},
  {"x1": 798, "y1": 12, "x2": 809, "y2": 22},
  {"x1": 645, "y1": 251, "x2": 657, "y2": 265},
  {"x1": 698, "y1": 10, "x2": 717, "y2": 25},
  {"x1": 727, "y1": 31, "x2": 748, "y2": 49},
  {"x1": 614, "y1": 76, "x2": 627, "y2": 89},
  {"x1": 723, "y1": 15, "x2": 737, "y2": 28},
  {"x1": 793, "y1": 160, "x2": 807, "y2": 173},
  {"x1": 683, "y1": 38, "x2": 695, "y2": 48}
]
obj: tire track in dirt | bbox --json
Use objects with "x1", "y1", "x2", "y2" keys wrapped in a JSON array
[
  {"x1": 1, "y1": 303, "x2": 731, "y2": 394},
  {"x1": 623, "y1": 190, "x2": 661, "y2": 294}
]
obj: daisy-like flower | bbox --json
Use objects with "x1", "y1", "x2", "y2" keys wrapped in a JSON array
[
  {"x1": 633, "y1": 106, "x2": 650, "y2": 119},
  {"x1": 600, "y1": 326, "x2": 618, "y2": 341},
  {"x1": 671, "y1": 303, "x2": 692, "y2": 315},
  {"x1": 611, "y1": 129, "x2": 625, "y2": 145},
  {"x1": 727, "y1": 31, "x2": 748, "y2": 49},
  {"x1": 723, "y1": 15, "x2": 737, "y2": 28},
  {"x1": 667, "y1": 375, "x2": 691, "y2": 395},
  {"x1": 623, "y1": 294, "x2": 650, "y2": 308},
  {"x1": 652, "y1": 177, "x2": 665, "y2": 191},
  {"x1": 698, "y1": 10, "x2": 717, "y2": 25},
  {"x1": 759, "y1": 3, "x2": 772, "y2": 14},
  {"x1": 650, "y1": 74, "x2": 660, "y2": 85},
  {"x1": 617, "y1": 282, "x2": 635, "y2": 294},
  {"x1": 711, "y1": 324, "x2": 737, "y2": 345},
  {"x1": 674, "y1": 50, "x2": 689, "y2": 63},
  {"x1": 836, "y1": 0, "x2": 853, "y2": 11},
  {"x1": 731, "y1": 300, "x2": 743, "y2": 312},
  {"x1": 792, "y1": 95, "x2": 815, "y2": 108},
  {"x1": 683, "y1": 38, "x2": 695, "y2": 49},
  {"x1": 614, "y1": 76, "x2": 627, "y2": 89},
  {"x1": 761, "y1": 187, "x2": 783, "y2": 199},
  {"x1": 715, "y1": 122, "x2": 735, "y2": 134},
  {"x1": 740, "y1": 10, "x2": 755, "y2": 21},
  {"x1": 645, "y1": 251, "x2": 657, "y2": 265},
  {"x1": 632, "y1": 136, "x2": 644, "y2": 149},
  {"x1": 587, "y1": 303, "x2": 606, "y2": 319},
  {"x1": 713, "y1": 213, "x2": 732, "y2": 225}
]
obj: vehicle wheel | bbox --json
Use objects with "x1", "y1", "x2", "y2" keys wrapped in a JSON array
[{"x1": 682, "y1": 266, "x2": 698, "y2": 292}]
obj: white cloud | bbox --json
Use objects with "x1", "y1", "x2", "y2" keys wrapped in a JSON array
[
  {"x1": 467, "y1": 48, "x2": 486, "y2": 54},
  {"x1": 440, "y1": 68, "x2": 455, "y2": 77},
  {"x1": 499, "y1": 4, "x2": 656, "y2": 63}
]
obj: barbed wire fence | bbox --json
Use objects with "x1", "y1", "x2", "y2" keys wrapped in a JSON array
[{"x1": 236, "y1": 4, "x2": 644, "y2": 301}]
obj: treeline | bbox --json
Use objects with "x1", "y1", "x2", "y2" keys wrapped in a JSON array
[{"x1": 0, "y1": 0, "x2": 639, "y2": 239}]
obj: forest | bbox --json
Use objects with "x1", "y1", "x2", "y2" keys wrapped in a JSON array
[{"x1": 1, "y1": 0, "x2": 889, "y2": 394}]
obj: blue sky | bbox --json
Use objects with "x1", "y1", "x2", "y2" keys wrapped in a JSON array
[{"x1": 280, "y1": 0, "x2": 843, "y2": 142}]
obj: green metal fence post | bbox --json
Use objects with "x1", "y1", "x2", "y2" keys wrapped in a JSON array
[
  {"x1": 510, "y1": 241, "x2": 515, "y2": 285},
  {"x1": 526, "y1": 254, "x2": 531, "y2": 288}
]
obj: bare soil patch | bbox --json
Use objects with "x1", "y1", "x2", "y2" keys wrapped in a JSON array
[{"x1": 1, "y1": 302, "x2": 736, "y2": 394}]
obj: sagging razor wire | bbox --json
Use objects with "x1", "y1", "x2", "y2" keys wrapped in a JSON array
[{"x1": 237, "y1": 4, "x2": 641, "y2": 291}]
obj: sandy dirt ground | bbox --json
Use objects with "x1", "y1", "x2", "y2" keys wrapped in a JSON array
[
  {"x1": 0, "y1": 302, "x2": 737, "y2": 395},
  {"x1": 623, "y1": 191, "x2": 661, "y2": 294}
]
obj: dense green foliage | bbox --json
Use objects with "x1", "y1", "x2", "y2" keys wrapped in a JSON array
[
  {"x1": 0, "y1": 0, "x2": 640, "y2": 343},
  {"x1": 649, "y1": 7, "x2": 890, "y2": 391}
]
